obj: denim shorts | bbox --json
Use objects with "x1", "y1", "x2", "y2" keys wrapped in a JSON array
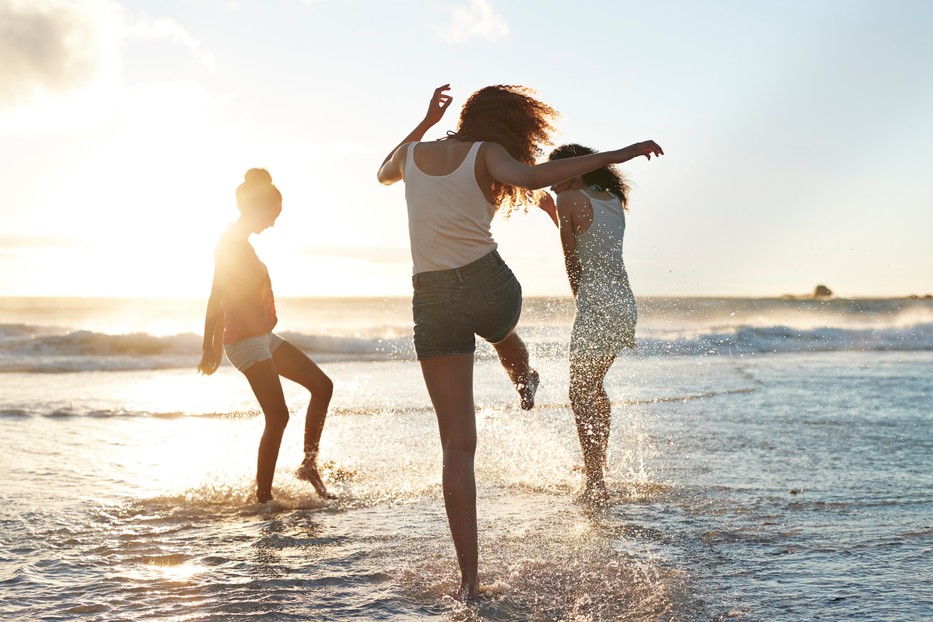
[
  {"x1": 224, "y1": 332, "x2": 284, "y2": 372},
  {"x1": 411, "y1": 250, "x2": 522, "y2": 360}
]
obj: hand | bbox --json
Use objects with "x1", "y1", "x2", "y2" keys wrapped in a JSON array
[
  {"x1": 198, "y1": 348, "x2": 222, "y2": 376},
  {"x1": 625, "y1": 140, "x2": 664, "y2": 161},
  {"x1": 423, "y1": 84, "x2": 453, "y2": 127},
  {"x1": 537, "y1": 192, "x2": 557, "y2": 217}
]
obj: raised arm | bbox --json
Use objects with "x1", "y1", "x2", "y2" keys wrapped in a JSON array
[
  {"x1": 377, "y1": 84, "x2": 454, "y2": 185},
  {"x1": 483, "y1": 140, "x2": 663, "y2": 191}
]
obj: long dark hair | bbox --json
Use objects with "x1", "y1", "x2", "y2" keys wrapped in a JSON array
[
  {"x1": 450, "y1": 85, "x2": 557, "y2": 215},
  {"x1": 548, "y1": 144, "x2": 630, "y2": 211}
]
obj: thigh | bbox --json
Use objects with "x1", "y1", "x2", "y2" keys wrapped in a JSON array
[
  {"x1": 471, "y1": 263, "x2": 522, "y2": 344},
  {"x1": 271, "y1": 341, "x2": 331, "y2": 393},
  {"x1": 242, "y1": 358, "x2": 289, "y2": 423},
  {"x1": 569, "y1": 351, "x2": 616, "y2": 395},
  {"x1": 420, "y1": 353, "x2": 476, "y2": 450}
]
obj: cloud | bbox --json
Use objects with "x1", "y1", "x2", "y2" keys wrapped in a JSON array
[
  {"x1": 127, "y1": 15, "x2": 215, "y2": 72},
  {"x1": 0, "y1": 0, "x2": 213, "y2": 114},
  {"x1": 0, "y1": 0, "x2": 112, "y2": 109},
  {"x1": 438, "y1": 0, "x2": 509, "y2": 43}
]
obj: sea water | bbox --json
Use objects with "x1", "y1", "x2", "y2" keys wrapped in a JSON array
[{"x1": 1, "y1": 296, "x2": 931, "y2": 620}]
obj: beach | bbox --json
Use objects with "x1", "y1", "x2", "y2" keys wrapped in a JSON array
[{"x1": 1, "y1": 296, "x2": 931, "y2": 620}]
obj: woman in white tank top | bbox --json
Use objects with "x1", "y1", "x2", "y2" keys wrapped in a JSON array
[
  {"x1": 539, "y1": 143, "x2": 656, "y2": 507},
  {"x1": 378, "y1": 85, "x2": 663, "y2": 600}
]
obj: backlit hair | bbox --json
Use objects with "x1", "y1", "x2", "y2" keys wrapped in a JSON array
[{"x1": 451, "y1": 85, "x2": 557, "y2": 215}]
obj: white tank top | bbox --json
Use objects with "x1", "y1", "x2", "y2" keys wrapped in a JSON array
[{"x1": 404, "y1": 141, "x2": 498, "y2": 274}]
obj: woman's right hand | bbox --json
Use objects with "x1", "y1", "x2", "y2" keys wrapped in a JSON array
[
  {"x1": 423, "y1": 84, "x2": 453, "y2": 127},
  {"x1": 537, "y1": 191, "x2": 557, "y2": 217}
]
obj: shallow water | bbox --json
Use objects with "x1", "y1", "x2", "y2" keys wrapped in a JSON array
[{"x1": 1, "y1": 297, "x2": 931, "y2": 620}]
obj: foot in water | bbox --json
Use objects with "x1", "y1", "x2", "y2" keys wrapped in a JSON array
[
  {"x1": 579, "y1": 480, "x2": 610, "y2": 508},
  {"x1": 458, "y1": 579, "x2": 480, "y2": 602},
  {"x1": 296, "y1": 458, "x2": 336, "y2": 499},
  {"x1": 518, "y1": 369, "x2": 539, "y2": 410}
]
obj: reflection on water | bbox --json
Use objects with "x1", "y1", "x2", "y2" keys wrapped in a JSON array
[{"x1": 2, "y1": 351, "x2": 932, "y2": 620}]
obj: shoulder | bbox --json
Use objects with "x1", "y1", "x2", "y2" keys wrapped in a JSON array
[
  {"x1": 478, "y1": 141, "x2": 509, "y2": 160},
  {"x1": 214, "y1": 227, "x2": 249, "y2": 261},
  {"x1": 555, "y1": 189, "x2": 590, "y2": 214},
  {"x1": 393, "y1": 141, "x2": 416, "y2": 161}
]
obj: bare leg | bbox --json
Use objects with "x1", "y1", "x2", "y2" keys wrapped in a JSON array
[
  {"x1": 272, "y1": 341, "x2": 335, "y2": 499},
  {"x1": 593, "y1": 380, "x2": 613, "y2": 470},
  {"x1": 420, "y1": 353, "x2": 479, "y2": 601},
  {"x1": 492, "y1": 331, "x2": 538, "y2": 410},
  {"x1": 242, "y1": 359, "x2": 290, "y2": 503},
  {"x1": 569, "y1": 355, "x2": 615, "y2": 506}
]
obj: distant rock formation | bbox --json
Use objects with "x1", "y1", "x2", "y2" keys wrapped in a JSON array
[{"x1": 781, "y1": 285, "x2": 835, "y2": 299}]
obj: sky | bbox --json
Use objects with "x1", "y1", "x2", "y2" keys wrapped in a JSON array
[{"x1": 1, "y1": 0, "x2": 932, "y2": 299}]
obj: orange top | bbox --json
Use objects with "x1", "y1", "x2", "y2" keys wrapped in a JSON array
[{"x1": 216, "y1": 229, "x2": 278, "y2": 344}]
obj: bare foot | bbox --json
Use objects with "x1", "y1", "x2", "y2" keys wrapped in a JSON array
[
  {"x1": 296, "y1": 459, "x2": 336, "y2": 499},
  {"x1": 458, "y1": 578, "x2": 479, "y2": 602},
  {"x1": 578, "y1": 480, "x2": 610, "y2": 508},
  {"x1": 518, "y1": 369, "x2": 539, "y2": 410}
]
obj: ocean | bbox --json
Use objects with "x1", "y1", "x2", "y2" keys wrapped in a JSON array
[{"x1": 1, "y1": 296, "x2": 931, "y2": 621}]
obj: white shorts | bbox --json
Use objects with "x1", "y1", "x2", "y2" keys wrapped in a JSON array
[{"x1": 224, "y1": 333, "x2": 285, "y2": 372}]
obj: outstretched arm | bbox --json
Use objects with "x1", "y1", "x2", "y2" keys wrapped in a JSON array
[
  {"x1": 377, "y1": 84, "x2": 454, "y2": 185},
  {"x1": 484, "y1": 140, "x2": 663, "y2": 190}
]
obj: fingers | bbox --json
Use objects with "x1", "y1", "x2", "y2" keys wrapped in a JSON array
[
  {"x1": 433, "y1": 84, "x2": 453, "y2": 110},
  {"x1": 639, "y1": 140, "x2": 664, "y2": 160}
]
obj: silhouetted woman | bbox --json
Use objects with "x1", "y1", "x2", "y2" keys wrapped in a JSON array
[
  {"x1": 377, "y1": 85, "x2": 662, "y2": 599},
  {"x1": 538, "y1": 144, "x2": 647, "y2": 506},
  {"x1": 199, "y1": 168, "x2": 334, "y2": 504}
]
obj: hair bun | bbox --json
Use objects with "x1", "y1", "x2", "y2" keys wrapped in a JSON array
[{"x1": 244, "y1": 168, "x2": 272, "y2": 185}]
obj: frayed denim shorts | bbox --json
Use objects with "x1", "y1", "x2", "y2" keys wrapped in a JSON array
[
  {"x1": 411, "y1": 250, "x2": 522, "y2": 360},
  {"x1": 224, "y1": 332, "x2": 284, "y2": 372}
]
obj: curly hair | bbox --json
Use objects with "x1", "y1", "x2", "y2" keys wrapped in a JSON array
[
  {"x1": 450, "y1": 85, "x2": 557, "y2": 215},
  {"x1": 548, "y1": 144, "x2": 630, "y2": 211}
]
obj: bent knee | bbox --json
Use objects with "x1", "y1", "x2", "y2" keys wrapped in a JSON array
[
  {"x1": 265, "y1": 409, "x2": 290, "y2": 432},
  {"x1": 316, "y1": 376, "x2": 334, "y2": 402}
]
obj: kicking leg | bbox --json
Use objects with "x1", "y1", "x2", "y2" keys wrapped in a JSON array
[
  {"x1": 272, "y1": 341, "x2": 334, "y2": 499},
  {"x1": 492, "y1": 331, "x2": 538, "y2": 410}
]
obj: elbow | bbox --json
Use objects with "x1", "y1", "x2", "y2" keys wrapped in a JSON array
[
  {"x1": 376, "y1": 170, "x2": 399, "y2": 186},
  {"x1": 527, "y1": 169, "x2": 552, "y2": 191}
]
